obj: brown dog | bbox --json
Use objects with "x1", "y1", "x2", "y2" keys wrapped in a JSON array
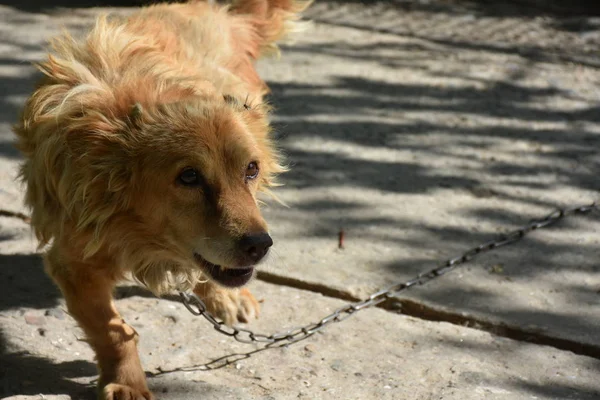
[{"x1": 13, "y1": 0, "x2": 310, "y2": 398}]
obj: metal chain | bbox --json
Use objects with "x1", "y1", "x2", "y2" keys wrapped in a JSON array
[{"x1": 180, "y1": 202, "x2": 598, "y2": 347}]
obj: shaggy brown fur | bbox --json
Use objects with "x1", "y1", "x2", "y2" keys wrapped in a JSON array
[{"x1": 13, "y1": 0, "x2": 310, "y2": 398}]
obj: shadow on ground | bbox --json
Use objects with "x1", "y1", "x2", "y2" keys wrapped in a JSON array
[
  {"x1": 0, "y1": 253, "x2": 173, "y2": 398},
  {"x1": 2, "y1": 0, "x2": 600, "y2": 17},
  {"x1": 1, "y1": 0, "x2": 599, "y2": 398},
  {"x1": 0, "y1": 0, "x2": 144, "y2": 11},
  {"x1": 0, "y1": 254, "x2": 97, "y2": 398},
  {"x1": 338, "y1": 0, "x2": 600, "y2": 17}
]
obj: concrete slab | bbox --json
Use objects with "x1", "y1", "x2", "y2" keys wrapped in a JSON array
[
  {"x1": 257, "y1": 3, "x2": 600, "y2": 349},
  {"x1": 0, "y1": 216, "x2": 37, "y2": 254},
  {"x1": 1, "y1": 1, "x2": 600, "y2": 398},
  {"x1": 1, "y1": 254, "x2": 600, "y2": 400}
]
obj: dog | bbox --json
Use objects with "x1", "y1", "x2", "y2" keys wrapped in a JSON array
[{"x1": 13, "y1": 0, "x2": 310, "y2": 398}]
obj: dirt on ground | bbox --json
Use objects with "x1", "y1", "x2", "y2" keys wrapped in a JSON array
[{"x1": 1, "y1": 1, "x2": 600, "y2": 399}]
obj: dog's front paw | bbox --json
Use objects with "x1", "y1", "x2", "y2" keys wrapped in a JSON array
[
  {"x1": 208, "y1": 287, "x2": 260, "y2": 326},
  {"x1": 194, "y1": 284, "x2": 260, "y2": 326},
  {"x1": 234, "y1": 288, "x2": 261, "y2": 324},
  {"x1": 103, "y1": 383, "x2": 153, "y2": 400}
]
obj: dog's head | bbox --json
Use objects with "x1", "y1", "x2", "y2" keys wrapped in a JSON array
[
  {"x1": 125, "y1": 94, "x2": 284, "y2": 289},
  {"x1": 17, "y1": 82, "x2": 285, "y2": 293}
]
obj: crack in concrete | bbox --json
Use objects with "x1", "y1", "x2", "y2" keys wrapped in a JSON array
[
  {"x1": 3, "y1": 209, "x2": 598, "y2": 360},
  {"x1": 257, "y1": 270, "x2": 600, "y2": 360}
]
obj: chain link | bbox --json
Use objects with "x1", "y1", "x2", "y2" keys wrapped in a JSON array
[{"x1": 180, "y1": 202, "x2": 598, "y2": 347}]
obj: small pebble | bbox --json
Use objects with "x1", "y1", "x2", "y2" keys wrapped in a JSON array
[
  {"x1": 489, "y1": 264, "x2": 504, "y2": 274},
  {"x1": 165, "y1": 315, "x2": 177, "y2": 323},
  {"x1": 304, "y1": 344, "x2": 316, "y2": 353},
  {"x1": 330, "y1": 360, "x2": 343, "y2": 371},
  {"x1": 24, "y1": 311, "x2": 46, "y2": 326},
  {"x1": 45, "y1": 308, "x2": 65, "y2": 320}
]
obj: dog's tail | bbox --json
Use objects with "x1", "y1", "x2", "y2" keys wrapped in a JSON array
[{"x1": 230, "y1": 0, "x2": 312, "y2": 56}]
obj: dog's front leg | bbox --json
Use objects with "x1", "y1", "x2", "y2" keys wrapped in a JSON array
[
  {"x1": 193, "y1": 281, "x2": 260, "y2": 326},
  {"x1": 45, "y1": 245, "x2": 152, "y2": 400}
]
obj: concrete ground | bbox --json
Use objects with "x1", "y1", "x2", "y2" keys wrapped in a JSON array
[{"x1": 1, "y1": 0, "x2": 600, "y2": 399}]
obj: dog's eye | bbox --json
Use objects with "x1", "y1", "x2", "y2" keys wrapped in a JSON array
[
  {"x1": 245, "y1": 162, "x2": 259, "y2": 181},
  {"x1": 178, "y1": 168, "x2": 201, "y2": 186}
]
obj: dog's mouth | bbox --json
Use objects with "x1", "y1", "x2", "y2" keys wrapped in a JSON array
[{"x1": 193, "y1": 253, "x2": 254, "y2": 288}]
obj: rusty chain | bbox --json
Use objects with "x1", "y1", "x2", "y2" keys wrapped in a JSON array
[{"x1": 180, "y1": 202, "x2": 598, "y2": 347}]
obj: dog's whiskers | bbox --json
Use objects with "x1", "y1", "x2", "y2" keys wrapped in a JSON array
[{"x1": 258, "y1": 246, "x2": 290, "y2": 274}]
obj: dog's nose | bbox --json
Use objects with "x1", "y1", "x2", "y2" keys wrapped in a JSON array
[{"x1": 239, "y1": 233, "x2": 273, "y2": 264}]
